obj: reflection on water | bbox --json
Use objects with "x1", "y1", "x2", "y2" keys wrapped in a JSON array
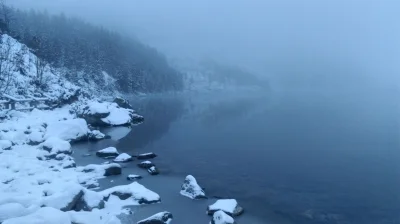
[{"x1": 115, "y1": 89, "x2": 400, "y2": 224}]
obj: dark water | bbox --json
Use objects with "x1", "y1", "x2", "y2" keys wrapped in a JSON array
[{"x1": 116, "y1": 88, "x2": 400, "y2": 224}]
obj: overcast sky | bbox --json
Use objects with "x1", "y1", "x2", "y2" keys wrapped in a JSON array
[{"x1": 11, "y1": 0, "x2": 400, "y2": 88}]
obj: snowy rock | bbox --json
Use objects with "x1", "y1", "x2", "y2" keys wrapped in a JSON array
[
  {"x1": 148, "y1": 166, "x2": 160, "y2": 175},
  {"x1": 79, "y1": 101, "x2": 143, "y2": 127},
  {"x1": 0, "y1": 140, "x2": 12, "y2": 150},
  {"x1": 2, "y1": 207, "x2": 71, "y2": 224},
  {"x1": 101, "y1": 182, "x2": 161, "y2": 204},
  {"x1": 136, "y1": 152, "x2": 157, "y2": 160},
  {"x1": 96, "y1": 147, "x2": 119, "y2": 158},
  {"x1": 74, "y1": 189, "x2": 105, "y2": 211},
  {"x1": 42, "y1": 183, "x2": 83, "y2": 211},
  {"x1": 113, "y1": 153, "x2": 133, "y2": 163},
  {"x1": 81, "y1": 163, "x2": 122, "y2": 176},
  {"x1": 207, "y1": 199, "x2": 244, "y2": 216},
  {"x1": 87, "y1": 130, "x2": 107, "y2": 141},
  {"x1": 127, "y1": 174, "x2": 143, "y2": 181},
  {"x1": 113, "y1": 97, "x2": 133, "y2": 110},
  {"x1": 180, "y1": 175, "x2": 206, "y2": 199},
  {"x1": 138, "y1": 161, "x2": 154, "y2": 169},
  {"x1": 0, "y1": 203, "x2": 34, "y2": 222},
  {"x1": 137, "y1": 211, "x2": 173, "y2": 224},
  {"x1": 40, "y1": 137, "x2": 72, "y2": 156},
  {"x1": 45, "y1": 118, "x2": 89, "y2": 142},
  {"x1": 210, "y1": 210, "x2": 235, "y2": 224}
]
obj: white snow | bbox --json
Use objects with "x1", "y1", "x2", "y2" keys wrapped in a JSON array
[
  {"x1": 98, "y1": 147, "x2": 119, "y2": 154},
  {"x1": 211, "y1": 210, "x2": 235, "y2": 224},
  {"x1": 45, "y1": 118, "x2": 89, "y2": 142},
  {"x1": 137, "y1": 211, "x2": 172, "y2": 224},
  {"x1": 0, "y1": 203, "x2": 36, "y2": 222},
  {"x1": 0, "y1": 140, "x2": 12, "y2": 150},
  {"x1": 103, "y1": 126, "x2": 131, "y2": 140},
  {"x1": 208, "y1": 199, "x2": 238, "y2": 214},
  {"x1": 81, "y1": 101, "x2": 138, "y2": 126},
  {"x1": 101, "y1": 182, "x2": 160, "y2": 204},
  {"x1": 2, "y1": 207, "x2": 72, "y2": 224},
  {"x1": 39, "y1": 137, "x2": 72, "y2": 155},
  {"x1": 113, "y1": 153, "x2": 132, "y2": 162},
  {"x1": 82, "y1": 189, "x2": 104, "y2": 209},
  {"x1": 180, "y1": 175, "x2": 206, "y2": 199}
]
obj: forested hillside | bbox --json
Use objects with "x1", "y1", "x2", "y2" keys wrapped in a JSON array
[{"x1": 1, "y1": 4, "x2": 183, "y2": 93}]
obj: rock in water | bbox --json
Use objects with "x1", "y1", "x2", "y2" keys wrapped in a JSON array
[
  {"x1": 207, "y1": 199, "x2": 244, "y2": 216},
  {"x1": 210, "y1": 210, "x2": 235, "y2": 224},
  {"x1": 113, "y1": 153, "x2": 133, "y2": 163},
  {"x1": 104, "y1": 164, "x2": 122, "y2": 176},
  {"x1": 138, "y1": 161, "x2": 154, "y2": 169},
  {"x1": 101, "y1": 182, "x2": 161, "y2": 204},
  {"x1": 148, "y1": 166, "x2": 159, "y2": 175},
  {"x1": 137, "y1": 211, "x2": 173, "y2": 224},
  {"x1": 127, "y1": 174, "x2": 143, "y2": 181},
  {"x1": 136, "y1": 152, "x2": 157, "y2": 160},
  {"x1": 113, "y1": 97, "x2": 133, "y2": 110},
  {"x1": 180, "y1": 175, "x2": 206, "y2": 199},
  {"x1": 87, "y1": 130, "x2": 107, "y2": 141},
  {"x1": 96, "y1": 147, "x2": 119, "y2": 158}
]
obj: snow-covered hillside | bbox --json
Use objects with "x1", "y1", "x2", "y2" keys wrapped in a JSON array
[{"x1": 0, "y1": 34, "x2": 117, "y2": 106}]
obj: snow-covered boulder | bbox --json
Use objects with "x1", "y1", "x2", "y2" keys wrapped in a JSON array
[
  {"x1": 180, "y1": 175, "x2": 206, "y2": 199},
  {"x1": 81, "y1": 163, "x2": 122, "y2": 176},
  {"x1": 207, "y1": 199, "x2": 244, "y2": 216},
  {"x1": 138, "y1": 161, "x2": 154, "y2": 169},
  {"x1": 45, "y1": 118, "x2": 89, "y2": 142},
  {"x1": 87, "y1": 130, "x2": 107, "y2": 141},
  {"x1": 101, "y1": 182, "x2": 160, "y2": 204},
  {"x1": 40, "y1": 137, "x2": 72, "y2": 156},
  {"x1": 113, "y1": 97, "x2": 133, "y2": 110},
  {"x1": 137, "y1": 211, "x2": 173, "y2": 224},
  {"x1": 0, "y1": 203, "x2": 35, "y2": 223},
  {"x1": 0, "y1": 140, "x2": 12, "y2": 150},
  {"x1": 42, "y1": 183, "x2": 84, "y2": 211},
  {"x1": 113, "y1": 153, "x2": 133, "y2": 163},
  {"x1": 127, "y1": 174, "x2": 143, "y2": 181},
  {"x1": 2, "y1": 207, "x2": 71, "y2": 224},
  {"x1": 210, "y1": 210, "x2": 235, "y2": 224},
  {"x1": 74, "y1": 189, "x2": 105, "y2": 211},
  {"x1": 136, "y1": 152, "x2": 157, "y2": 160},
  {"x1": 79, "y1": 101, "x2": 144, "y2": 127},
  {"x1": 96, "y1": 147, "x2": 119, "y2": 158},
  {"x1": 148, "y1": 166, "x2": 159, "y2": 175}
]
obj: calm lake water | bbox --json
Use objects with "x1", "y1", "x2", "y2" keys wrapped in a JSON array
[{"x1": 114, "y1": 87, "x2": 399, "y2": 224}]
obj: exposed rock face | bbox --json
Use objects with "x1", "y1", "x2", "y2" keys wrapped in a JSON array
[
  {"x1": 210, "y1": 210, "x2": 235, "y2": 224},
  {"x1": 137, "y1": 211, "x2": 173, "y2": 224},
  {"x1": 180, "y1": 175, "x2": 206, "y2": 199},
  {"x1": 96, "y1": 147, "x2": 119, "y2": 158},
  {"x1": 136, "y1": 152, "x2": 157, "y2": 160},
  {"x1": 207, "y1": 199, "x2": 244, "y2": 217}
]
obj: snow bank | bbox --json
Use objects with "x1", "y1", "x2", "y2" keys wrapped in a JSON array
[
  {"x1": 0, "y1": 140, "x2": 12, "y2": 150},
  {"x1": 45, "y1": 118, "x2": 89, "y2": 142},
  {"x1": 2, "y1": 207, "x2": 71, "y2": 224}
]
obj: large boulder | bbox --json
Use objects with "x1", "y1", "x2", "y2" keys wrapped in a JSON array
[
  {"x1": 45, "y1": 118, "x2": 89, "y2": 142},
  {"x1": 137, "y1": 211, "x2": 173, "y2": 224},
  {"x1": 74, "y1": 189, "x2": 105, "y2": 211},
  {"x1": 113, "y1": 153, "x2": 133, "y2": 163},
  {"x1": 96, "y1": 147, "x2": 119, "y2": 158},
  {"x1": 207, "y1": 199, "x2": 244, "y2": 217},
  {"x1": 210, "y1": 211, "x2": 235, "y2": 224},
  {"x1": 42, "y1": 183, "x2": 84, "y2": 212},
  {"x1": 40, "y1": 137, "x2": 72, "y2": 156},
  {"x1": 79, "y1": 101, "x2": 144, "y2": 127},
  {"x1": 101, "y1": 182, "x2": 161, "y2": 204},
  {"x1": 180, "y1": 175, "x2": 206, "y2": 199}
]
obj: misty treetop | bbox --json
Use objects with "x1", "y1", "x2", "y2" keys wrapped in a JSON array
[{"x1": 2, "y1": 6, "x2": 183, "y2": 93}]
